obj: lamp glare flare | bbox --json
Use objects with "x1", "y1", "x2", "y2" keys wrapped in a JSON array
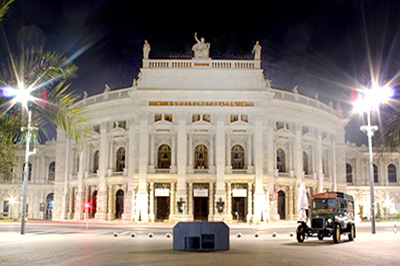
[
  {"x1": 353, "y1": 84, "x2": 395, "y2": 113},
  {"x1": 1, "y1": 84, "x2": 37, "y2": 112}
]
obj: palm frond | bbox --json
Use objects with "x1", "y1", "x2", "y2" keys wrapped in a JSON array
[{"x1": 0, "y1": 0, "x2": 14, "y2": 22}]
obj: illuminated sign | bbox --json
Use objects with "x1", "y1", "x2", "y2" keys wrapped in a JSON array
[{"x1": 149, "y1": 101, "x2": 254, "y2": 107}]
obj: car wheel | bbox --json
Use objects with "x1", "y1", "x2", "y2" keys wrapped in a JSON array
[
  {"x1": 333, "y1": 224, "x2": 341, "y2": 244},
  {"x1": 348, "y1": 224, "x2": 355, "y2": 241},
  {"x1": 296, "y1": 226, "x2": 306, "y2": 243}
]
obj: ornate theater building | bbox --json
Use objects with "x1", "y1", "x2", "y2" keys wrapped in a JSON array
[{"x1": 2, "y1": 37, "x2": 400, "y2": 223}]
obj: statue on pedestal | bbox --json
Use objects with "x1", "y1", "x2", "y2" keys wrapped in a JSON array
[
  {"x1": 192, "y1": 32, "x2": 210, "y2": 59},
  {"x1": 143, "y1": 40, "x2": 151, "y2": 59},
  {"x1": 252, "y1": 41, "x2": 262, "y2": 60}
]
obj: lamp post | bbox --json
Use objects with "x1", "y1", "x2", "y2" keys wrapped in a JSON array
[
  {"x1": 2, "y1": 85, "x2": 36, "y2": 234},
  {"x1": 21, "y1": 105, "x2": 36, "y2": 234},
  {"x1": 360, "y1": 107, "x2": 378, "y2": 234},
  {"x1": 353, "y1": 84, "x2": 394, "y2": 234}
]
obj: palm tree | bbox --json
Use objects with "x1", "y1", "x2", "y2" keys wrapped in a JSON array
[
  {"x1": 0, "y1": 0, "x2": 14, "y2": 21},
  {"x1": 0, "y1": 48, "x2": 89, "y2": 181}
]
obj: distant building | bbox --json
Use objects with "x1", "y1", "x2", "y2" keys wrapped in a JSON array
[{"x1": 1, "y1": 38, "x2": 399, "y2": 222}]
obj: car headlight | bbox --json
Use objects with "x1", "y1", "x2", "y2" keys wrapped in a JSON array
[{"x1": 327, "y1": 218, "x2": 332, "y2": 224}]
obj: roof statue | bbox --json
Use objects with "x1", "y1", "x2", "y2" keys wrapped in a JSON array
[
  {"x1": 192, "y1": 32, "x2": 210, "y2": 59},
  {"x1": 143, "y1": 40, "x2": 151, "y2": 59},
  {"x1": 252, "y1": 41, "x2": 262, "y2": 60}
]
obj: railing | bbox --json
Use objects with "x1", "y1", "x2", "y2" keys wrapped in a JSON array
[
  {"x1": 145, "y1": 59, "x2": 259, "y2": 69},
  {"x1": 272, "y1": 89, "x2": 335, "y2": 114}
]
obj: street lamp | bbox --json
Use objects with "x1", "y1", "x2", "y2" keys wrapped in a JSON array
[
  {"x1": 353, "y1": 84, "x2": 395, "y2": 234},
  {"x1": 2, "y1": 84, "x2": 37, "y2": 234}
]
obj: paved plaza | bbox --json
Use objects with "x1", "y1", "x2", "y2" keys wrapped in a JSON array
[{"x1": 0, "y1": 222, "x2": 399, "y2": 265}]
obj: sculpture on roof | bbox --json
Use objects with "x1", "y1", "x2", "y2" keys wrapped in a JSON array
[
  {"x1": 252, "y1": 41, "x2": 262, "y2": 60},
  {"x1": 192, "y1": 32, "x2": 210, "y2": 59},
  {"x1": 143, "y1": 40, "x2": 151, "y2": 59}
]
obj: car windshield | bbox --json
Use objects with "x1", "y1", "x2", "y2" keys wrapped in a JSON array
[{"x1": 312, "y1": 198, "x2": 337, "y2": 214}]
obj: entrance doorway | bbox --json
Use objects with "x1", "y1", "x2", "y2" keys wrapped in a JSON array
[
  {"x1": 46, "y1": 193, "x2": 54, "y2": 220},
  {"x1": 193, "y1": 197, "x2": 208, "y2": 220},
  {"x1": 232, "y1": 197, "x2": 246, "y2": 222},
  {"x1": 156, "y1": 197, "x2": 170, "y2": 221},
  {"x1": 277, "y1": 191, "x2": 286, "y2": 220},
  {"x1": 115, "y1": 190, "x2": 124, "y2": 219}
]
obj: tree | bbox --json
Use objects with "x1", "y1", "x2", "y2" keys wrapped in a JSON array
[
  {"x1": 0, "y1": 0, "x2": 14, "y2": 22},
  {"x1": 0, "y1": 48, "x2": 90, "y2": 181},
  {"x1": 0, "y1": 0, "x2": 89, "y2": 181}
]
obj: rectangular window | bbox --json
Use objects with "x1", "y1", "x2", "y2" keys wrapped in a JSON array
[
  {"x1": 165, "y1": 114, "x2": 173, "y2": 122},
  {"x1": 155, "y1": 114, "x2": 162, "y2": 122},
  {"x1": 193, "y1": 114, "x2": 201, "y2": 123},
  {"x1": 203, "y1": 114, "x2": 211, "y2": 123},
  {"x1": 230, "y1": 115, "x2": 239, "y2": 123},
  {"x1": 241, "y1": 115, "x2": 248, "y2": 123}
]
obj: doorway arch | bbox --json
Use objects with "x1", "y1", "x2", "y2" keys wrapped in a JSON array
[
  {"x1": 115, "y1": 189, "x2": 124, "y2": 219},
  {"x1": 277, "y1": 190, "x2": 286, "y2": 220},
  {"x1": 46, "y1": 193, "x2": 54, "y2": 220}
]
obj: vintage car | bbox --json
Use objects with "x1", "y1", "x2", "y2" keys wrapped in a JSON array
[{"x1": 296, "y1": 192, "x2": 356, "y2": 244}]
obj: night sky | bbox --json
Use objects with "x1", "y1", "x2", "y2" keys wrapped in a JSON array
[{"x1": 1, "y1": 0, "x2": 400, "y2": 145}]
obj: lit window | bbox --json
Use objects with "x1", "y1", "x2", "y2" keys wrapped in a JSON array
[
  {"x1": 116, "y1": 148, "x2": 125, "y2": 172},
  {"x1": 230, "y1": 115, "x2": 239, "y2": 123},
  {"x1": 277, "y1": 149, "x2": 285, "y2": 172},
  {"x1": 346, "y1": 163, "x2": 353, "y2": 183},
  {"x1": 388, "y1": 164, "x2": 397, "y2": 183},
  {"x1": 192, "y1": 114, "x2": 201, "y2": 123},
  {"x1": 203, "y1": 114, "x2": 211, "y2": 123},
  {"x1": 48, "y1": 162, "x2": 55, "y2": 181},
  {"x1": 155, "y1": 114, "x2": 162, "y2": 122},
  {"x1": 164, "y1": 114, "x2": 173, "y2": 122}
]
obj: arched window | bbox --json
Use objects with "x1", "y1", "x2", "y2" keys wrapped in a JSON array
[
  {"x1": 157, "y1": 145, "x2": 171, "y2": 169},
  {"x1": 93, "y1": 150, "x2": 99, "y2": 173},
  {"x1": 231, "y1": 145, "x2": 244, "y2": 169},
  {"x1": 346, "y1": 163, "x2": 353, "y2": 183},
  {"x1": 195, "y1": 145, "x2": 208, "y2": 169},
  {"x1": 48, "y1": 161, "x2": 55, "y2": 181},
  {"x1": 373, "y1": 164, "x2": 379, "y2": 183},
  {"x1": 303, "y1": 152, "x2": 309, "y2": 174},
  {"x1": 116, "y1": 148, "x2": 125, "y2": 172},
  {"x1": 22, "y1": 163, "x2": 32, "y2": 181},
  {"x1": 277, "y1": 148, "x2": 285, "y2": 173},
  {"x1": 388, "y1": 164, "x2": 397, "y2": 183}
]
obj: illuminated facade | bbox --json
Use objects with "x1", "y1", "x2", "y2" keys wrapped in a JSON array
[{"x1": 1, "y1": 40, "x2": 399, "y2": 222}]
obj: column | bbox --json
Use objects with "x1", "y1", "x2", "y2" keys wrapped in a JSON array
[
  {"x1": 225, "y1": 134, "x2": 232, "y2": 173},
  {"x1": 208, "y1": 182, "x2": 214, "y2": 220},
  {"x1": 149, "y1": 133, "x2": 155, "y2": 172},
  {"x1": 74, "y1": 147, "x2": 85, "y2": 220},
  {"x1": 136, "y1": 113, "x2": 149, "y2": 222},
  {"x1": 169, "y1": 182, "x2": 175, "y2": 220},
  {"x1": 214, "y1": 114, "x2": 226, "y2": 220},
  {"x1": 247, "y1": 134, "x2": 254, "y2": 173},
  {"x1": 107, "y1": 185, "x2": 113, "y2": 220},
  {"x1": 253, "y1": 114, "x2": 265, "y2": 222},
  {"x1": 122, "y1": 118, "x2": 135, "y2": 221},
  {"x1": 149, "y1": 182, "x2": 155, "y2": 221},
  {"x1": 174, "y1": 113, "x2": 188, "y2": 221},
  {"x1": 209, "y1": 133, "x2": 215, "y2": 173},
  {"x1": 247, "y1": 182, "x2": 253, "y2": 222},
  {"x1": 61, "y1": 137, "x2": 71, "y2": 220},
  {"x1": 170, "y1": 134, "x2": 177, "y2": 173},
  {"x1": 331, "y1": 138, "x2": 337, "y2": 191},
  {"x1": 187, "y1": 133, "x2": 193, "y2": 173},
  {"x1": 316, "y1": 130, "x2": 324, "y2": 192},
  {"x1": 227, "y1": 182, "x2": 232, "y2": 221},
  {"x1": 95, "y1": 122, "x2": 108, "y2": 221}
]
